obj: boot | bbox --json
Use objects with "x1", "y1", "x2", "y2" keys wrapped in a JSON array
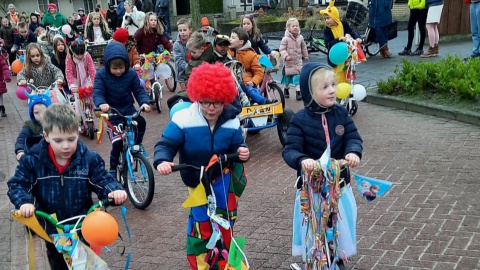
[
  {"x1": 433, "y1": 43, "x2": 439, "y2": 56},
  {"x1": 284, "y1": 87, "x2": 290, "y2": 98},
  {"x1": 379, "y1": 47, "x2": 386, "y2": 59},
  {"x1": 0, "y1": 105, "x2": 6, "y2": 117},
  {"x1": 295, "y1": 90, "x2": 302, "y2": 101},
  {"x1": 382, "y1": 45, "x2": 392, "y2": 58},
  {"x1": 420, "y1": 46, "x2": 435, "y2": 58}
]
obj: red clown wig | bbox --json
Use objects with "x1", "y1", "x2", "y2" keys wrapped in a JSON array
[{"x1": 187, "y1": 62, "x2": 238, "y2": 105}]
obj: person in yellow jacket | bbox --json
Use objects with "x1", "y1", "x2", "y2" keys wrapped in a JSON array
[{"x1": 398, "y1": 0, "x2": 427, "y2": 55}]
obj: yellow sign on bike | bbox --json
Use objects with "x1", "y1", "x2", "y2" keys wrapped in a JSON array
[{"x1": 240, "y1": 102, "x2": 283, "y2": 118}]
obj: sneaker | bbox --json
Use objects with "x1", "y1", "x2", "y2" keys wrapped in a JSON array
[
  {"x1": 398, "y1": 48, "x2": 412, "y2": 56},
  {"x1": 412, "y1": 48, "x2": 424, "y2": 56},
  {"x1": 295, "y1": 91, "x2": 302, "y2": 101},
  {"x1": 284, "y1": 87, "x2": 290, "y2": 98},
  {"x1": 265, "y1": 99, "x2": 277, "y2": 104}
]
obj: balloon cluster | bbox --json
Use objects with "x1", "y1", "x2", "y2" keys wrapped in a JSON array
[{"x1": 335, "y1": 83, "x2": 367, "y2": 101}]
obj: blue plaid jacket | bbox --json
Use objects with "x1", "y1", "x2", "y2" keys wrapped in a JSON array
[{"x1": 8, "y1": 139, "x2": 124, "y2": 232}]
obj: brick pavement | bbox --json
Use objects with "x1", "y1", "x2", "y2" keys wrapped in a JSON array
[{"x1": 2, "y1": 32, "x2": 480, "y2": 269}]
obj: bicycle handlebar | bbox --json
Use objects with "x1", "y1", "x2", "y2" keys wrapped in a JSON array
[
  {"x1": 171, "y1": 153, "x2": 240, "y2": 172},
  {"x1": 94, "y1": 106, "x2": 145, "y2": 119},
  {"x1": 33, "y1": 198, "x2": 117, "y2": 230}
]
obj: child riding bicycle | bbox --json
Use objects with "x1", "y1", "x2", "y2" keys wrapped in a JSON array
[
  {"x1": 7, "y1": 103, "x2": 127, "y2": 270},
  {"x1": 282, "y1": 62, "x2": 363, "y2": 269},
  {"x1": 93, "y1": 42, "x2": 152, "y2": 178},
  {"x1": 154, "y1": 62, "x2": 249, "y2": 270}
]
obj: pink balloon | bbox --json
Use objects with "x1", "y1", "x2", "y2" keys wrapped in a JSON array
[
  {"x1": 16, "y1": 86, "x2": 28, "y2": 100},
  {"x1": 62, "y1": 24, "x2": 71, "y2": 35}
]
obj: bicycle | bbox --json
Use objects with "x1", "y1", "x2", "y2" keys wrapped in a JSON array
[
  {"x1": 141, "y1": 48, "x2": 177, "y2": 92},
  {"x1": 139, "y1": 51, "x2": 173, "y2": 113},
  {"x1": 95, "y1": 107, "x2": 155, "y2": 210},
  {"x1": 224, "y1": 58, "x2": 294, "y2": 147},
  {"x1": 26, "y1": 81, "x2": 68, "y2": 105},
  {"x1": 305, "y1": 22, "x2": 328, "y2": 55},
  {"x1": 171, "y1": 153, "x2": 250, "y2": 269},
  {"x1": 74, "y1": 86, "x2": 97, "y2": 140},
  {"x1": 11, "y1": 198, "x2": 121, "y2": 270},
  {"x1": 85, "y1": 40, "x2": 111, "y2": 70},
  {"x1": 291, "y1": 158, "x2": 353, "y2": 270}
]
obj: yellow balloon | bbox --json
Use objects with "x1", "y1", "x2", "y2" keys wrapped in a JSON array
[{"x1": 336, "y1": 83, "x2": 351, "y2": 99}]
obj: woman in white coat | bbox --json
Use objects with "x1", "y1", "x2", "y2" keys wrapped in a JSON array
[{"x1": 121, "y1": 0, "x2": 145, "y2": 35}]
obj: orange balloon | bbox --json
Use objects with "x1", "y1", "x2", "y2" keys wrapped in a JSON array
[
  {"x1": 81, "y1": 209, "x2": 118, "y2": 247},
  {"x1": 11, "y1": 60, "x2": 23, "y2": 74}
]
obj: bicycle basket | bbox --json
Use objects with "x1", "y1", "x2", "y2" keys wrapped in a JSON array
[
  {"x1": 86, "y1": 43, "x2": 107, "y2": 59},
  {"x1": 345, "y1": 1, "x2": 368, "y2": 27}
]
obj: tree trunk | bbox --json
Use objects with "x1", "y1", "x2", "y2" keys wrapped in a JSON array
[{"x1": 190, "y1": 0, "x2": 200, "y2": 30}]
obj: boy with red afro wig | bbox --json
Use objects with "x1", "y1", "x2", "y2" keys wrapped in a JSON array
[
  {"x1": 187, "y1": 62, "x2": 237, "y2": 104},
  {"x1": 154, "y1": 62, "x2": 250, "y2": 270}
]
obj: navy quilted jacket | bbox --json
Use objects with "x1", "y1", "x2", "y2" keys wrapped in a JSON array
[
  {"x1": 8, "y1": 139, "x2": 124, "y2": 233},
  {"x1": 282, "y1": 62, "x2": 363, "y2": 172},
  {"x1": 93, "y1": 42, "x2": 150, "y2": 116}
]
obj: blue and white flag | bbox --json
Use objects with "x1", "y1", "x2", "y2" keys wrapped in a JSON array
[{"x1": 355, "y1": 174, "x2": 394, "y2": 202}]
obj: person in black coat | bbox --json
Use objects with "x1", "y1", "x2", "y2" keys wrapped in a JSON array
[{"x1": 106, "y1": 4, "x2": 119, "y2": 30}]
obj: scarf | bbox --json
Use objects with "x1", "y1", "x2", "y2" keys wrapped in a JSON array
[{"x1": 72, "y1": 56, "x2": 91, "y2": 88}]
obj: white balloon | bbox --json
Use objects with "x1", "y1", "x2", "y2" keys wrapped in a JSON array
[
  {"x1": 155, "y1": 63, "x2": 172, "y2": 80},
  {"x1": 352, "y1": 84, "x2": 367, "y2": 101}
]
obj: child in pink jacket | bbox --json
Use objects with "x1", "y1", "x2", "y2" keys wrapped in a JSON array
[
  {"x1": 65, "y1": 40, "x2": 96, "y2": 93},
  {"x1": 279, "y1": 17, "x2": 308, "y2": 101}
]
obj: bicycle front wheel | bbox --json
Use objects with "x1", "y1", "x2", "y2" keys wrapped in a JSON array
[
  {"x1": 265, "y1": 83, "x2": 285, "y2": 109},
  {"x1": 124, "y1": 153, "x2": 155, "y2": 209},
  {"x1": 165, "y1": 63, "x2": 177, "y2": 92}
]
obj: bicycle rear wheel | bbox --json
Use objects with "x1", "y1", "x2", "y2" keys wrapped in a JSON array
[
  {"x1": 124, "y1": 152, "x2": 155, "y2": 209},
  {"x1": 276, "y1": 108, "x2": 294, "y2": 147}
]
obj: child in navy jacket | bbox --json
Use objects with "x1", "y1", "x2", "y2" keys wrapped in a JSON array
[{"x1": 93, "y1": 42, "x2": 152, "y2": 175}]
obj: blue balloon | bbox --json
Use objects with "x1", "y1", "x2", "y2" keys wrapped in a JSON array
[
  {"x1": 329, "y1": 42, "x2": 349, "y2": 65},
  {"x1": 169, "y1": 101, "x2": 192, "y2": 118},
  {"x1": 19, "y1": 55, "x2": 25, "y2": 63}
]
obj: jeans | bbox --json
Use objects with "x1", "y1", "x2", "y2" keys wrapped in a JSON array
[
  {"x1": 244, "y1": 85, "x2": 267, "y2": 104},
  {"x1": 375, "y1": 25, "x2": 389, "y2": 48},
  {"x1": 471, "y1": 2, "x2": 480, "y2": 57}
]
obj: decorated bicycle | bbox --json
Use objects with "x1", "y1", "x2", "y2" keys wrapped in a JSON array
[
  {"x1": 11, "y1": 198, "x2": 130, "y2": 270},
  {"x1": 73, "y1": 86, "x2": 97, "y2": 140},
  {"x1": 138, "y1": 50, "x2": 174, "y2": 113}
]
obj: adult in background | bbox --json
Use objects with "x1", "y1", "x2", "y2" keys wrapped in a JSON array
[
  {"x1": 6, "y1": 3, "x2": 19, "y2": 25},
  {"x1": 398, "y1": 0, "x2": 427, "y2": 56},
  {"x1": 143, "y1": 0, "x2": 154, "y2": 12},
  {"x1": 420, "y1": 0, "x2": 444, "y2": 57},
  {"x1": 96, "y1": 3, "x2": 107, "y2": 19},
  {"x1": 42, "y1": 3, "x2": 68, "y2": 28},
  {"x1": 369, "y1": 0, "x2": 393, "y2": 58},
  {"x1": 122, "y1": 0, "x2": 145, "y2": 36},
  {"x1": 155, "y1": 0, "x2": 171, "y2": 34},
  {"x1": 107, "y1": 3, "x2": 119, "y2": 31},
  {"x1": 468, "y1": 0, "x2": 480, "y2": 58},
  {"x1": 117, "y1": 0, "x2": 126, "y2": 27},
  {"x1": 135, "y1": 0, "x2": 143, "y2": 11}
]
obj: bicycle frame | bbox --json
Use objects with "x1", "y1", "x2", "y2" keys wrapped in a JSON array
[
  {"x1": 96, "y1": 107, "x2": 155, "y2": 209},
  {"x1": 305, "y1": 23, "x2": 328, "y2": 55}
]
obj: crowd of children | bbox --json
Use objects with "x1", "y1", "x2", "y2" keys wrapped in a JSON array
[{"x1": 2, "y1": 4, "x2": 368, "y2": 270}]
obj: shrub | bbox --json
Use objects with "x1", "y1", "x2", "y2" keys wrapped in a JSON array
[
  {"x1": 304, "y1": 15, "x2": 325, "y2": 30},
  {"x1": 200, "y1": 0, "x2": 222, "y2": 13},
  {"x1": 377, "y1": 56, "x2": 480, "y2": 102}
]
